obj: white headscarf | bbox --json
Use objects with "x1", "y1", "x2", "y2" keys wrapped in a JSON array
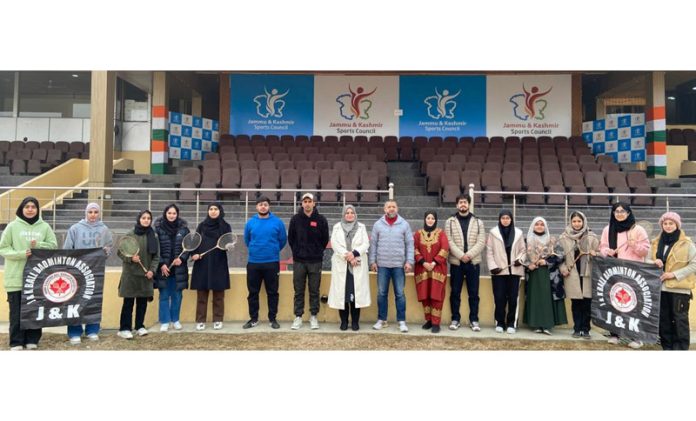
[{"x1": 527, "y1": 216, "x2": 550, "y2": 246}]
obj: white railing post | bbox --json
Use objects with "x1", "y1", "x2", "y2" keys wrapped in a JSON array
[
  {"x1": 52, "y1": 191, "x2": 56, "y2": 231},
  {"x1": 666, "y1": 196, "x2": 670, "y2": 212},
  {"x1": 245, "y1": 191, "x2": 249, "y2": 220},
  {"x1": 388, "y1": 182, "x2": 394, "y2": 200},
  {"x1": 195, "y1": 191, "x2": 200, "y2": 226},
  {"x1": 469, "y1": 183, "x2": 475, "y2": 213},
  {"x1": 512, "y1": 194, "x2": 516, "y2": 221},
  {"x1": 147, "y1": 190, "x2": 152, "y2": 211},
  {"x1": 564, "y1": 195, "x2": 568, "y2": 223}
]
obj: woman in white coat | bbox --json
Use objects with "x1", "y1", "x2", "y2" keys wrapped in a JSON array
[{"x1": 329, "y1": 205, "x2": 371, "y2": 331}]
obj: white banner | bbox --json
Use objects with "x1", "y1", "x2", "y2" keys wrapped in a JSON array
[
  {"x1": 313, "y1": 75, "x2": 399, "y2": 137},
  {"x1": 486, "y1": 74, "x2": 572, "y2": 137}
]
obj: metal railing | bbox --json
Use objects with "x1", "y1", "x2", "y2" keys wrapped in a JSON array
[
  {"x1": 466, "y1": 184, "x2": 685, "y2": 221},
  {"x1": 0, "y1": 184, "x2": 395, "y2": 231}
]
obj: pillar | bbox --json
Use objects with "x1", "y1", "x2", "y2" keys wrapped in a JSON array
[
  {"x1": 151, "y1": 72, "x2": 168, "y2": 174},
  {"x1": 646, "y1": 71, "x2": 666, "y2": 177},
  {"x1": 192, "y1": 91, "x2": 202, "y2": 117},
  {"x1": 88, "y1": 71, "x2": 116, "y2": 202}
]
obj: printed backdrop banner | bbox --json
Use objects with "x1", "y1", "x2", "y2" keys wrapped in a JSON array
[
  {"x1": 399, "y1": 75, "x2": 486, "y2": 137},
  {"x1": 581, "y1": 114, "x2": 646, "y2": 163},
  {"x1": 590, "y1": 256, "x2": 662, "y2": 343},
  {"x1": 21, "y1": 248, "x2": 106, "y2": 329},
  {"x1": 168, "y1": 112, "x2": 219, "y2": 161},
  {"x1": 313, "y1": 75, "x2": 399, "y2": 137},
  {"x1": 486, "y1": 74, "x2": 572, "y2": 137},
  {"x1": 229, "y1": 74, "x2": 314, "y2": 136}
]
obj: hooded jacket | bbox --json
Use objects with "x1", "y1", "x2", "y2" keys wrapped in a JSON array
[
  {"x1": 0, "y1": 216, "x2": 58, "y2": 292},
  {"x1": 288, "y1": 208, "x2": 330, "y2": 263}
]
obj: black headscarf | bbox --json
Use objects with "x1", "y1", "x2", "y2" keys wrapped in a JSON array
[
  {"x1": 608, "y1": 202, "x2": 635, "y2": 250},
  {"x1": 201, "y1": 202, "x2": 227, "y2": 234},
  {"x1": 498, "y1": 209, "x2": 514, "y2": 249},
  {"x1": 656, "y1": 229, "x2": 681, "y2": 263},
  {"x1": 423, "y1": 210, "x2": 438, "y2": 233},
  {"x1": 16, "y1": 196, "x2": 40, "y2": 225},
  {"x1": 161, "y1": 204, "x2": 181, "y2": 237},
  {"x1": 134, "y1": 210, "x2": 158, "y2": 254}
]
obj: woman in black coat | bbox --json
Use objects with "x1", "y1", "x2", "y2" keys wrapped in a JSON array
[
  {"x1": 154, "y1": 204, "x2": 190, "y2": 332},
  {"x1": 191, "y1": 202, "x2": 232, "y2": 331}
]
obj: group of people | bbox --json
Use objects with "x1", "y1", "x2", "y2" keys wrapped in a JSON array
[{"x1": 0, "y1": 194, "x2": 693, "y2": 351}]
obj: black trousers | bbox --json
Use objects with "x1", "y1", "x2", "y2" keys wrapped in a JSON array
[
  {"x1": 338, "y1": 301, "x2": 361, "y2": 324},
  {"x1": 7, "y1": 291, "x2": 42, "y2": 348},
  {"x1": 120, "y1": 297, "x2": 148, "y2": 331},
  {"x1": 571, "y1": 298, "x2": 592, "y2": 334},
  {"x1": 247, "y1": 262, "x2": 280, "y2": 321},
  {"x1": 449, "y1": 262, "x2": 480, "y2": 323},
  {"x1": 491, "y1": 275, "x2": 520, "y2": 329},
  {"x1": 659, "y1": 291, "x2": 691, "y2": 350},
  {"x1": 292, "y1": 261, "x2": 322, "y2": 317}
]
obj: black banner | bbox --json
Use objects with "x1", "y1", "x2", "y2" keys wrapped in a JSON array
[
  {"x1": 591, "y1": 255, "x2": 662, "y2": 343},
  {"x1": 21, "y1": 248, "x2": 106, "y2": 329}
]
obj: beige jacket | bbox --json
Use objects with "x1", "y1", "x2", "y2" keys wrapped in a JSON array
[
  {"x1": 559, "y1": 232, "x2": 600, "y2": 299},
  {"x1": 486, "y1": 227, "x2": 526, "y2": 277},
  {"x1": 445, "y1": 214, "x2": 486, "y2": 266}
]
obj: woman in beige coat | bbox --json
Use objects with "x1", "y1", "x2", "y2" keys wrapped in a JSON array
[
  {"x1": 559, "y1": 211, "x2": 599, "y2": 339},
  {"x1": 486, "y1": 209, "x2": 526, "y2": 334},
  {"x1": 328, "y1": 205, "x2": 371, "y2": 331}
]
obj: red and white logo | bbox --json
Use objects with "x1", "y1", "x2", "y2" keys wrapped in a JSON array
[
  {"x1": 609, "y1": 282, "x2": 638, "y2": 313},
  {"x1": 42, "y1": 272, "x2": 78, "y2": 303}
]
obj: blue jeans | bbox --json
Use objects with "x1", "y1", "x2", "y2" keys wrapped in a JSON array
[
  {"x1": 67, "y1": 322, "x2": 100, "y2": 339},
  {"x1": 377, "y1": 267, "x2": 406, "y2": 322},
  {"x1": 159, "y1": 276, "x2": 183, "y2": 324}
]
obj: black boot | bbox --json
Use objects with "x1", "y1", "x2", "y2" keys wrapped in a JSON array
[
  {"x1": 431, "y1": 324, "x2": 441, "y2": 333},
  {"x1": 339, "y1": 309, "x2": 349, "y2": 331},
  {"x1": 350, "y1": 302, "x2": 360, "y2": 331},
  {"x1": 422, "y1": 320, "x2": 432, "y2": 330}
]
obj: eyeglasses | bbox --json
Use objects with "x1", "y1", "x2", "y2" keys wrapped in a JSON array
[{"x1": 613, "y1": 210, "x2": 628, "y2": 215}]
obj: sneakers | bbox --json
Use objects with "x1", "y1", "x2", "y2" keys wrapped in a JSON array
[
  {"x1": 628, "y1": 340, "x2": 644, "y2": 349},
  {"x1": 69, "y1": 336, "x2": 81, "y2": 345},
  {"x1": 470, "y1": 321, "x2": 481, "y2": 332},
  {"x1": 213, "y1": 322, "x2": 223, "y2": 330},
  {"x1": 542, "y1": 329, "x2": 552, "y2": 336},
  {"x1": 373, "y1": 320, "x2": 388, "y2": 330},
  {"x1": 196, "y1": 323, "x2": 206, "y2": 331},
  {"x1": 117, "y1": 330, "x2": 133, "y2": 339},
  {"x1": 431, "y1": 325, "x2": 441, "y2": 334},
  {"x1": 173, "y1": 321, "x2": 183, "y2": 330},
  {"x1": 291, "y1": 316, "x2": 303, "y2": 330},
  {"x1": 242, "y1": 319, "x2": 258, "y2": 329},
  {"x1": 535, "y1": 328, "x2": 543, "y2": 333},
  {"x1": 506, "y1": 327, "x2": 516, "y2": 334},
  {"x1": 160, "y1": 323, "x2": 169, "y2": 332},
  {"x1": 270, "y1": 320, "x2": 280, "y2": 329},
  {"x1": 24, "y1": 344, "x2": 38, "y2": 350},
  {"x1": 607, "y1": 336, "x2": 620, "y2": 345},
  {"x1": 399, "y1": 321, "x2": 409, "y2": 333},
  {"x1": 495, "y1": 326, "x2": 504, "y2": 333},
  {"x1": 572, "y1": 331, "x2": 583, "y2": 338},
  {"x1": 10, "y1": 345, "x2": 23, "y2": 351},
  {"x1": 87, "y1": 333, "x2": 99, "y2": 341},
  {"x1": 136, "y1": 328, "x2": 148, "y2": 337},
  {"x1": 449, "y1": 320, "x2": 461, "y2": 330},
  {"x1": 583, "y1": 331, "x2": 592, "y2": 340},
  {"x1": 310, "y1": 315, "x2": 319, "y2": 330},
  {"x1": 422, "y1": 321, "x2": 433, "y2": 330}
]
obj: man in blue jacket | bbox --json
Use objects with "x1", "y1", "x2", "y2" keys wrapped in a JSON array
[
  {"x1": 369, "y1": 200, "x2": 414, "y2": 333},
  {"x1": 288, "y1": 193, "x2": 329, "y2": 330},
  {"x1": 243, "y1": 196, "x2": 287, "y2": 329}
]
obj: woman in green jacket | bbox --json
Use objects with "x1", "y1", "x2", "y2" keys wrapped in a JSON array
[
  {"x1": 0, "y1": 197, "x2": 58, "y2": 350},
  {"x1": 116, "y1": 210, "x2": 159, "y2": 339}
]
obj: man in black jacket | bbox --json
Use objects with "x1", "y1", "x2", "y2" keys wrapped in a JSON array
[{"x1": 288, "y1": 193, "x2": 330, "y2": 330}]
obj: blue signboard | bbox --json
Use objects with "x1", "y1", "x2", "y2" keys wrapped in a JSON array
[
  {"x1": 399, "y1": 75, "x2": 486, "y2": 137},
  {"x1": 229, "y1": 74, "x2": 314, "y2": 136}
]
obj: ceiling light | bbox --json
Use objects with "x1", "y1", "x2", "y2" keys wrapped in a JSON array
[
  {"x1": 692, "y1": 86, "x2": 696, "y2": 90},
  {"x1": 667, "y1": 96, "x2": 676, "y2": 100},
  {"x1": 72, "y1": 74, "x2": 79, "y2": 78}
]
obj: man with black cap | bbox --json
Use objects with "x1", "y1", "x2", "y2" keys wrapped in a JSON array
[{"x1": 288, "y1": 193, "x2": 329, "y2": 330}]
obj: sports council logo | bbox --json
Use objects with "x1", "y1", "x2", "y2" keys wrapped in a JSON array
[
  {"x1": 253, "y1": 87, "x2": 289, "y2": 118},
  {"x1": 509, "y1": 85, "x2": 552, "y2": 121},
  {"x1": 336, "y1": 85, "x2": 377, "y2": 120},
  {"x1": 609, "y1": 282, "x2": 638, "y2": 313},
  {"x1": 42, "y1": 271, "x2": 78, "y2": 303},
  {"x1": 424, "y1": 88, "x2": 461, "y2": 120}
]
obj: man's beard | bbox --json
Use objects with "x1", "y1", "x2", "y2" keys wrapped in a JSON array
[{"x1": 258, "y1": 210, "x2": 269, "y2": 216}]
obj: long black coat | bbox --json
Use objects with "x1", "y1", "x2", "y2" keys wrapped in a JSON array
[
  {"x1": 190, "y1": 218, "x2": 232, "y2": 291},
  {"x1": 154, "y1": 217, "x2": 191, "y2": 290}
]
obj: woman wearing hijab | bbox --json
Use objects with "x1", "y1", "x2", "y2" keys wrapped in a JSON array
[
  {"x1": 486, "y1": 210, "x2": 526, "y2": 333},
  {"x1": 649, "y1": 212, "x2": 696, "y2": 350},
  {"x1": 328, "y1": 205, "x2": 370, "y2": 331},
  {"x1": 0, "y1": 197, "x2": 58, "y2": 350},
  {"x1": 559, "y1": 211, "x2": 599, "y2": 339},
  {"x1": 116, "y1": 210, "x2": 159, "y2": 339},
  {"x1": 154, "y1": 204, "x2": 190, "y2": 332},
  {"x1": 190, "y1": 202, "x2": 232, "y2": 331},
  {"x1": 522, "y1": 217, "x2": 567, "y2": 335},
  {"x1": 599, "y1": 202, "x2": 650, "y2": 348},
  {"x1": 64, "y1": 202, "x2": 113, "y2": 345},
  {"x1": 413, "y1": 211, "x2": 449, "y2": 333}
]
